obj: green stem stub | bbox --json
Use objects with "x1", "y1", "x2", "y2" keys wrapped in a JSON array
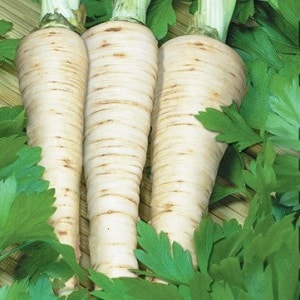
[
  {"x1": 40, "y1": 0, "x2": 86, "y2": 34},
  {"x1": 111, "y1": 0, "x2": 151, "y2": 24},
  {"x1": 190, "y1": 0, "x2": 237, "y2": 42}
]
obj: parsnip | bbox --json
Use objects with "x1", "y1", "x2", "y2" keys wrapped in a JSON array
[
  {"x1": 83, "y1": 0, "x2": 158, "y2": 278},
  {"x1": 16, "y1": 0, "x2": 88, "y2": 292},
  {"x1": 150, "y1": 0, "x2": 246, "y2": 266}
]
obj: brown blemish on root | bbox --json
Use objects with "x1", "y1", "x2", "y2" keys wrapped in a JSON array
[
  {"x1": 63, "y1": 158, "x2": 72, "y2": 168},
  {"x1": 46, "y1": 31, "x2": 57, "y2": 36},
  {"x1": 187, "y1": 41, "x2": 204, "y2": 47},
  {"x1": 113, "y1": 52, "x2": 126, "y2": 58},
  {"x1": 101, "y1": 40, "x2": 111, "y2": 48},
  {"x1": 105, "y1": 27, "x2": 122, "y2": 32},
  {"x1": 63, "y1": 187, "x2": 71, "y2": 196},
  {"x1": 57, "y1": 230, "x2": 68, "y2": 236},
  {"x1": 229, "y1": 71, "x2": 237, "y2": 78}
]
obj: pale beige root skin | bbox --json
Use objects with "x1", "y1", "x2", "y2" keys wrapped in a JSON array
[
  {"x1": 82, "y1": 21, "x2": 158, "y2": 278},
  {"x1": 150, "y1": 35, "x2": 246, "y2": 266},
  {"x1": 16, "y1": 28, "x2": 88, "y2": 291}
]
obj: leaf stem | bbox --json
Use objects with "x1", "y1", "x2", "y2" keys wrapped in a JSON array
[
  {"x1": 111, "y1": 0, "x2": 151, "y2": 24},
  {"x1": 189, "y1": 0, "x2": 237, "y2": 41},
  {"x1": 40, "y1": 0, "x2": 86, "y2": 33},
  {"x1": 0, "y1": 241, "x2": 32, "y2": 262}
]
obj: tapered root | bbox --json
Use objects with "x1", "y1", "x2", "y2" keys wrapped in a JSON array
[
  {"x1": 16, "y1": 27, "x2": 88, "y2": 289},
  {"x1": 150, "y1": 35, "x2": 246, "y2": 265},
  {"x1": 83, "y1": 20, "x2": 158, "y2": 278}
]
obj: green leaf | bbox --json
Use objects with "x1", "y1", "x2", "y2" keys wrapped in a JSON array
[
  {"x1": 0, "y1": 279, "x2": 30, "y2": 300},
  {"x1": 242, "y1": 139, "x2": 277, "y2": 197},
  {"x1": 189, "y1": 272, "x2": 212, "y2": 300},
  {"x1": 210, "y1": 146, "x2": 248, "y2": 203},
  {"x1": 210, "y1": 257, "x2": 244, "y2": 289},
  {"x1": 90, "y1": 270, "x2": 183, "y2": 300},
  {"x1": 265, "y1": 76, "x2": 300, "y2": 151},
  {"x1": 177, "y1": 284, "x2": 191, "y2": 300},
  {"x1": 28, "y1": 275, "x2": 58, "y2": 300},
  {"x1": 274, "y1": 154, "x2": 300, "y2": 211},
  {"x1": 82, "y1": 0, "x2": 112, "y2": 27},
  {"x1": 239, "y1": 60, "x2": 275, "y2": 129},
  {"x1": 255, "y1": 3, "x2": 300, "y2": 54},
  {"x1": 268, "y1": 236, "x2": 299, "y2": 300},
  {"x1": 0, "y1": 135, "x2": 27, "y2": 171},
  {"x1": 0, "y1": 176, "x2": 17, "y2": 233},
  {"x1": 66, "y1": 289, "x2": 90, "y2": 300},
  {"x1": 240, "y1": 216, "x2": 298, "y2": 299},
  {"x1": 253, "y1": 213, "x2": 295, "y2": 257},
  {"x1": 0, "y1": 187, "x2": 56, "y2": 251},
  {"x1": 264, "y1": 0, "x2": 300, "y2": 48},
  {"x1": 146, "y1": 0, "x2": 176, "y2": 40},
  {"x1": 242, "y1": 256, "x2": 275, "y2": 300},
  {"x1": 210, "y1": 281, "x2": 236, "y2": 300},
  {"x1": 194, "y1": 217, "x2": 224, "y2": 273},
  {"x1": 233, "y1": 0, "x2": 255, "y2": 24},
  {"x1": 188, "y1": 0, "x2": 197, "y2": 15},
  {"x1": 229, "y1": 25, "x2": 283, "y2": 70},
  {"x1": 134, "y1": 221, "x2": 194, "y2": 285},
  {"x1": 0, "y1": 38, "x2": 20, "y2": 64},
  {"x1": 196, "y1": 102, "x2": 262, "y2": 151},
  {"x1": 0, "y1": 106, "x2": 25, "y2": 137},
  {"x1": 0, "y1": 146, "x2": 48, "y2": 194},
  {"x1": 48, "y1": 240, "x2": 85, "y2": 282},
  {"x1": 0, "y1": 20, "x2": 13, "y2": 36},
  {"x1": 209, "y1": 219, "x2": 244, "y2": 266},
  {"x1": 15, "y1": 242, "x2": 74, "y2": 283},
  {"x1": 90, "y1": 270, "x2": 124, "y2": 299}
]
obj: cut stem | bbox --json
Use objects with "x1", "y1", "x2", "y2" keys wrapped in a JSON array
[
  {"x1": 111, "y1": 0, "x2": 151, "y2": 24},
  {"x1": 190, "y1": 0, "x2": 237, "y2": 41},
  {"x1": 40, "y1": 0, "x2": 85, "y2": 33}
]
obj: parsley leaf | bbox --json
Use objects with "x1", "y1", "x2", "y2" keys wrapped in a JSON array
[
  {"x1": 264, "y1": 0, "x2": 300, "y2": 48},
  {"x1": 265, "y1": 76, "x2": 300, "y2": 151},
  {"x1": 0, "y1": 20, "x2": 19, "y2": 65},
  {"x1": 134, "y1": 221, "x2": 194, "y2": 285},
  {"x1": 0, "y1": 276, "x2": 58, "y2": 300},
  {"x1": 255, "y1": 3, "x2": 300, "y2": 54},
  {"x1": 229, "y1": 25, "x2": 283, "y2": 70},
  {"x1": 189, "y1": 272, "x2": 212, "y2": 299},
  {"x1": 242, "y1": 139, "x2": 277, "y2": 198},
  {"x1": 0, "y1": 177, "x2": 56, "y2": 252},
  {"x1": 15, "y1": 242, "x2": 74, "y2": 284},
  {"x1": 233, "y1": 0, "x2": 255, "y2": 24},
  {"x1": 0, "y1": 106, "x2": 26, "y2": 137},
  {"x1": 274, "y1": 154, "x2": 300, "y2": 212},
  {"x1": 0, "y1": 135, "x2": 26, "y2": 170},
  {"x1": 196, "y1": 102, "x2": 263, "y2": 151},
  {"x1": 146, "y1": 0, "x2": 176, "y2": 40},
  {"x1": 198, "y1": 197, "x2": 299, "y2": 299},
  {"x1": 82, "y1": 0, "x2": 112, "y2": 27},
  {"x1": 0, "y1": 20, "x2": 13, "y2": 35},
  {"x1": 27, "y1": 275, "x2": 57, "y2": 300},
  {"x1": 90, "y1": 270, "x2": 183, "y2": 300},
  {"x1": 0, "y1": 146, "x2": 48, "y2": 194},
  {"x1": 210, "y1": 146, "x2": 248, "y2": 203},
  {"x1": 239, "y1": 60, "x2": 275, "y2": 129},
  {"x1": 0, "y1": 278, "x2": 30, "y2": 300},
  {"x1": 194, "y1": 217, "x2": 225, "y2": 274},
  {"x1": 0, "y1": 39, "x2": 20, "y2": 64}
]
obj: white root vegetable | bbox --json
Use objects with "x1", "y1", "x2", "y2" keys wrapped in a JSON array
[
  {"x1": 16, "y1": 26, "x2": 88, "y2": 290},
  {"x1": 150, "y1": 34, "x2": 246, "y2": 265},
  {"x1": 83, "y1": 20, "x2": 158, "y2": 278}
]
